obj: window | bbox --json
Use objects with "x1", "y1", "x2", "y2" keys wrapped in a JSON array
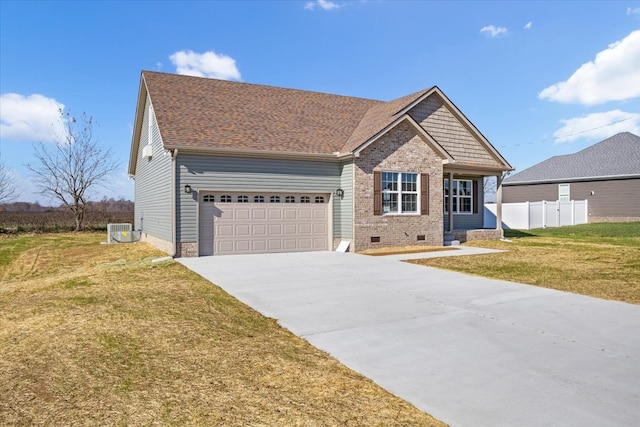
[
  {"x1": 270, "y1": 195, "x2": 281, "y2": 203},
  {"x1": 382, "y1": 172, "x2": 418, "y2": 214},
  {"x1": 220, "y1": 195, "x2": 232, "y2": 203},
  {"x1": 254, "y1": 195, "x2": 265, "y2": 203},
  {"x1": 237, "y1": 195, "x2": 249, "y2": 203},
  {"x1": 300, "y1": 196, "x2": 310, "y2": 203},
  {"x1": 444, "y1": 179, "x2": 473, "y2": 214},
  {"x1": 559, "y1": 184, "x2": 570, "y2": 202},
  {"x1": 203, "y1": 194, "x2": 214, "y2": 202},
  {"x1": 315, "y1": 196, "x2": 325, "y2": 203},
  {"x1": 285, "y1": 196, "x2": 296, "y2": 203}
]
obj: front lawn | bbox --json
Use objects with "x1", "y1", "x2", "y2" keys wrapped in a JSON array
[
  {"x1": 409, "y1": 222, "x2": 640, "y2": 304},
  {"x1": 0, "y1": 233, "x2": 445, "y2": 426}
]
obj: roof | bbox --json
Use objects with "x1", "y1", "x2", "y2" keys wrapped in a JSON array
[
  {"x1": 141, "y1": 71, "x2": 380, "y2": 155},
  {"x1": 129, "y1": 71, "x2": 511, "y2": 174},
  {"x1": 504, "y1": 132, "x2": 640, "y2": 185}
]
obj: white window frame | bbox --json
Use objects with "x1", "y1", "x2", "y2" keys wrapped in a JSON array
[
  {"x1": 444, "y1": 179, "x2": 473, "y2": 214},
  {"x1": 382, "y1": 171, "x2": 419, "y2": 215},
  {"x1": 559, "y1": 184, "x2": 570, "y2": 202}
]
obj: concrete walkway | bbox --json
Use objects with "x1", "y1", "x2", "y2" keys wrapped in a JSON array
[{"x1": 178, "y1": 250, "x2": 640, "y2": 427}]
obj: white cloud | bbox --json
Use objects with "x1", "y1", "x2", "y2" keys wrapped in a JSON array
[
  {"x1": 539, "y1": 30, "x2": 640, "y2": 105},
  {"x1": 627, "y1": 7, "x2": 640, "y2": 15},
  {"x1": 305, "y1": 0, "x2": 340, "y2": 11},
  {"x1": 524, "y1": 21, "x2": 533, "y2": 30},
  {"x1": 0, "y1": 93, "x2": 66, "y2": 143},
  {"x1": 169, "y1": 50, "x2": 241, "y2": 81},
  {"x1": 480, "y1": 25, "x2": 508, "y2": 38},
  {"x1": 553, "y1": 110, "x2": 640, "y2": 143}
]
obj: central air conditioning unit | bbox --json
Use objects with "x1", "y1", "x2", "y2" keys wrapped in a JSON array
[{"x1": 107, "y1": 223, "x2": 132, "y2": 244}]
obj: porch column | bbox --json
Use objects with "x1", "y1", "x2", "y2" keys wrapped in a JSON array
[
  {"x1": 448, "y1": 172, "x2": 454, "y2": 233},
  {"x1": 496, "y1": 173, "x2": 504, "y2": 238}
]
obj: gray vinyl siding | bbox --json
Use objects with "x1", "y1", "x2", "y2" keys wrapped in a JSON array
[
  {"x1": 335, "y1": 161, "x2": 354, "y2": 238},
  {"x1": 503, "y1": 178, "x2": 640, "y2": 218},
  {"x1": 176, "y1": 154, "x2": 343, "y2": 242},
  {"x1": 133, "y1": 96, "x2": 173, "y2": 242},
  {"x1": 444, "y1": 178, "x2": 484, "y2": 230}
]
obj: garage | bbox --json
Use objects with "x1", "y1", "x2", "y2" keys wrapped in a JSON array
[{"x1": 199, "y1": 193, "x2": 330, "y2": 255}]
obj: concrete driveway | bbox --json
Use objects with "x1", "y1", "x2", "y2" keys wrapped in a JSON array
[{"x1": 178, "y1": 250, "x2": 640, "y2": 427}]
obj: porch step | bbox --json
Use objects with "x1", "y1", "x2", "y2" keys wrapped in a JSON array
[{"x1": 444, "y1": 234, "x2": 460, "y2": 246}]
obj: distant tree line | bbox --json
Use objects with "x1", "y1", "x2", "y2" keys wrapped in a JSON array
[{"x1": 0, "y1": 197, "x2": 133, "y2": 213}]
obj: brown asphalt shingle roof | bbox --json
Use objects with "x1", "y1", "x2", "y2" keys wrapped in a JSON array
[{"x1": 143, "y1": 71, "x2": 383, "y2": 155}]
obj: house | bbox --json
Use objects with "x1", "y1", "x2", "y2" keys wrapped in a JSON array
[
  {"x1": 128, "y1": 71, "x2": 512, "y2": 256},
  {"x1": 502, "y1": 132, "x2": 640, "y2": 222}
]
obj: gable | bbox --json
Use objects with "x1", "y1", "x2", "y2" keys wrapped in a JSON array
[{"x1": 408, "y1": 95, "x2": 498, "y2": 165}]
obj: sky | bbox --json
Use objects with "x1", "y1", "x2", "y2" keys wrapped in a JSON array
[{"x1": 1, "y1": 0, "x2": 639, "y2": 204}]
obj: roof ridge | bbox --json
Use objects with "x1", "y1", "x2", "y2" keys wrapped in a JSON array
[{"x1": 141, "y1": 70, "x2": 381, "y2": 103}]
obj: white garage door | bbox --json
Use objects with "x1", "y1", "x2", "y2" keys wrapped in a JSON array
[{"x1": 199, "y1": 193, "x2": 329, "y2": 256}]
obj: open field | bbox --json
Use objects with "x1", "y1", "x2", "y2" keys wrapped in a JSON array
[
  {"x1": 0, "y1": 233, "x2": 444, "y2": 426},
  {"x1": 409, "y1": 222, "x2": 640, "y2": 305},
  {"x1": 0, "y1": 211, "x2": 134, "y2": 232}
]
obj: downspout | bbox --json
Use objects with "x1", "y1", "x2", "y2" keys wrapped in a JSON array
[{"x1": 170, "y1": 148, "x2": 178, "y2": 257}]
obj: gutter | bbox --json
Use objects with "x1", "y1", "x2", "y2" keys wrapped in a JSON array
[
  {"x1": 503, "y1": 173, "x2": 640, "y2": 186},
  {"x1": 165, "y1": 145, "x2": 348, "y2": 162}
]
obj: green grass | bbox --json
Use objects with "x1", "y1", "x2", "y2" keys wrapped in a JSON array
[
  {"x1": 504, "y1": 222, "x2": 640, "y2": 246},
  {"x1": 410, "y1": 222, "x2": 640, "y2": 304}
]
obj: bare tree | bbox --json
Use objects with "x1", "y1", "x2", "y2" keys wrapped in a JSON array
[
  {"x1": 27, "y1": 110, "x2": 119, "y2": 231},
  {"x1": 483, "y1": 176, "x2": 497, "y2": 203},
  {"x1": 0, "y1": 161, "x2": 18, "y2": 203}
]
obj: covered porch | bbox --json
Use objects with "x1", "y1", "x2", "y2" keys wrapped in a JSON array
[{"x1": 443, "y1": 166, "x2": 507, "y2": 244}]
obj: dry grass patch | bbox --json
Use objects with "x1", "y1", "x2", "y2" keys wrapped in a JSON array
[
  {"x1": 408, "y1": 223, "x2": 640, "y2": 305},
  {"x1": 0, "y1": 233, "x2": 446, "y2": 426},
  {"x1": 359, "y1": 245, "x2": 457, "y2": 256}
]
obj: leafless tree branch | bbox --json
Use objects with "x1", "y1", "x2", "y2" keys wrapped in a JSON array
[
  {"x1": 0, "y1": 161, "x2": 18, "y2": 203},
  {"x1": 26, "y1": 110, "x2": 119, "y2": 231}
]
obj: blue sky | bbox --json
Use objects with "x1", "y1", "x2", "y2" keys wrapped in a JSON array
[{"x1": 1, "y1": 0, "x2": 639, "y2": 204}]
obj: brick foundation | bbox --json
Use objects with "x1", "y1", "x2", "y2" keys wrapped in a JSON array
[
  {"x1": 140, "y1": 233, "x2": 174, "y2": 255},
  {"x1": 449, "y1": 229, "x2": 502, "y2": 243},
  {"x1": 176, "y1": 242, "x2": 198, "y2": 257}
]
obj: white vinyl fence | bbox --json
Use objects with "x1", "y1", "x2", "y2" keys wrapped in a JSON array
[{"x1": 484, "y1": 200, "x2": 588, "y2": 230}]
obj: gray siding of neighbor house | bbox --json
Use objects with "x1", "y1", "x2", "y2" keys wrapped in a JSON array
[
  {"x1": 134, "y1": 96, "x2": 173, "y2": 243},
  {"x1": 409, "y1": 96, "x2": 496, "y2": 164},
  {"x1": 503, "y1": 178, "x2": 640, "y2": 219},
  {"x1": 176, "y1": 154, "x2": 345, "y2": 243},
  {"x1": 443, "y1": 178, "x2": 485, "y2": 230}
]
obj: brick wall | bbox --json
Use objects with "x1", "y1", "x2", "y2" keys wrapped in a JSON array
[
  {"x1": 353, "y1": 121, "x2": 444, "y2": 251},
  {"x1": 177, "y1": 242, "x2": 198, "y2": 257}
]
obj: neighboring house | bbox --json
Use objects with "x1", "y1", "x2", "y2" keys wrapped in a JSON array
[
  {"x1": 503, "y1": 132, "x2": 640, "y2": 222},
  {"x1": 128, "y1": 71, "x2": 512, "y2": 256}
]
